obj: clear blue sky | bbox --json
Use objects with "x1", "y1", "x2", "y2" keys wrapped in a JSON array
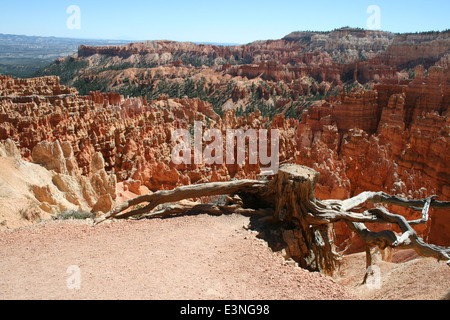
[{"x1": 0, "y1": 0, "x2": 449, "y2": 44}]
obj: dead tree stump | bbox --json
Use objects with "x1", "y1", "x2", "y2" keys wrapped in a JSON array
[
  {"x1": 258, "y1": 164, "x2": 340, "y2": 273},
  {"x1": 95, "y1": 164, "x2": 450, "y2": 276}
]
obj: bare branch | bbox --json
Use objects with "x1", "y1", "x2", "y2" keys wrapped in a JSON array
[
  {"x1": 94, "y1": 179, "x2": 268, "y2": 225},
  {"x1": 408, "y1": 195, "x2": 438, "y2": 225},
  {"x1": 93, "y1": 164, "x2": 450, "y2": 275},
  {"x1": 341, "y1": 191, "x2": 450, "y2": 212},
  {"x1": 136, "y1": 202, "x2": 274, "y2": 220},
  {"x1": 348, "y1": 207, "x2": 450, "y2": 264}
]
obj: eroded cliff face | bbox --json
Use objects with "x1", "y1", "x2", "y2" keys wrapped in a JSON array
[
  {"x1": 53, "y1": 29, "x2": 448, "y2": 96},
  {"x1": 0, "y1": 76, "x2": 280, "y2": 190},
  {"x1": 76, "y1": 28, "x2": 398, "y2": 69},
  {"x1": 380, "y1": 32, "x2": 450, "y2": 69},
  {"x1": 294, "y1": 66, "x2": 450, "y2": 249},
  {"x1": 1, "y1": 29, "x2": 449, "y2": 249},
  {"x1": 0, "y1": 137, "x2": 117, "y2": 230},
  {"x1": 1, "y1": 71, "x2": 448, "y2": 247}
]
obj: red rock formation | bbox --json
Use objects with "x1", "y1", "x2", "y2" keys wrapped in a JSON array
[
  {"x1": 88, "y1": 91, "x2": 123, "y2": 106},
  {"x1": 1, "y1": 57, "x2": 448, "y2": 250},
  {"x1": 380, "y1": 31, "x2": 450, "y2": 69},
  {"x1": 0, "y1": 75, "x2": 76, "y2": 96},
  {"x1": 0, "y1": 138, "x2": 117, "y2": 224},
  {"x1": 332, "y1": 88, "x2": 380, "y2": 132},
  {"x1": 293, "y1": 65, "x2": 450, "y2": 251}
]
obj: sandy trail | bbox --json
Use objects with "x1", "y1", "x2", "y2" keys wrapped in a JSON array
[{"x1": 0, "y1": 214, "x2": 357, "y2": 300}]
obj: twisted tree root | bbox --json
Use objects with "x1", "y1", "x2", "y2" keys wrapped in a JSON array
[{"x1": 95, "y1": 164, "x2": 450, "y2": 275}]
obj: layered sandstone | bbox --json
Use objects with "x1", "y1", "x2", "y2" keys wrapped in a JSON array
[
  {"x1": 1, "y1": 29, "x2": 449, "y2": 250},
  {"x1": 0, "y1": 76, "x2": 281, "y2": 194},
  {"x1": 0, "y1": 138, "x2": 117, "y2": 230},
  {"x1": 57, "y1": 29, "x2": 449, "y2": 99},
  {"x1": 294, "y1": 66, "x2": 450, "y2": 250},
  {"x1": 1, "y1": 70, "x2": 449, "y2": 247},
  {"x1": 380, "y1": 31, "x2": 450, "y2": 69}
]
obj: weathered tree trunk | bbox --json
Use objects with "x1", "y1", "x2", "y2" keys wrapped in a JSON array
[
  {"x1": 94, "y1": 164, "x2": 450, "y2": 276},
  {"x1": 257, "y1": 164, "x2": 341, "y2": 273}
]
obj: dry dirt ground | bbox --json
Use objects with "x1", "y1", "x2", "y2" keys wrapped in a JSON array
[{"x1": 0, "y1": 213, "x2": 449, "y2": 300}]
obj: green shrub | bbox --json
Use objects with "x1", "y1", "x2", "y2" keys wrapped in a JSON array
[{"x1": 55, "y1": 209, "x2": 94, "y2": 220}]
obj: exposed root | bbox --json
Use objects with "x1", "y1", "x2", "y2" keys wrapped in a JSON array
[{"x1": 95, "y1": 164, "x2": 450, "y2": 275}]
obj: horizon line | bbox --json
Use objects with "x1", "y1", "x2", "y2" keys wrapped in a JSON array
[{"x1": 1, "y1": 27, "x2": 449, "y2": 47}]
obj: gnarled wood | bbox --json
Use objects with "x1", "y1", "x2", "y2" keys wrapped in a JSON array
[
  {"x1": 94, "y1": 179, "x2": 268, "y2": 225},
  {"x1": 95, "y1": 164, "x2": 450, "y2": 275}
]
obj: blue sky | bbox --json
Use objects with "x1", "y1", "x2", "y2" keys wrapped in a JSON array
[{"x1": 0, "y1": 0, "x2": 449, "y2": 43}]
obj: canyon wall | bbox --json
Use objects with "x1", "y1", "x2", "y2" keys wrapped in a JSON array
[
  {"x1": 1, "y1": 71, "x2": 448, "y2": 249},
  {"x1": 294, "y1": 65, "x2": 450, "y2": 249},
  {"x1": 1, "y1": 28, "x2": 449, "y2": 250}
]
